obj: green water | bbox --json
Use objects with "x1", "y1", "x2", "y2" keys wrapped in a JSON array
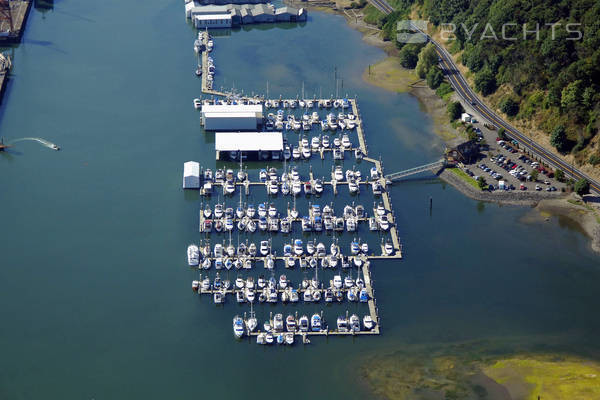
[{"x1": 1, "y1": 1, "x2": 600, "y2": 398}]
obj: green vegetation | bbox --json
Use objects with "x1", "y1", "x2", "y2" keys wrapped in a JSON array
[
  {"x1": 485, "y1": 357, "x2": 600, "y2": 400},
  {"x1": 477, "y1": 176, "x2": 487, "y2": 190},
  {"x1": 398, "y1": 43, "x2": 422, "y2": 68},
  {"x1": 426, "y1": 67, "x2": 444, "y2": 89},
  {"x1": 550, "y1": 125, "x2": 569, "y2": 153},
  {"x1": 375, "y1": 0, "x2": 600, "y2": 167},
  {"x1": 435, "y1": 82, "x2": 454, "y2": 100},
  {"x1": 415, "y1": 43, "x2": 438, "y2": 79},
  {"x1": 575, "y1": 178, "x2": 590, "y2": 196},
  {"x1": 499, "y1": 97, "x2": 519, "y2": 117},
  {"x1": 497, "y1": 127, "x2": 506, "y2": 140},
  {"x1": 447, "y1": 101, "x2": 463, "y2": 121},
  {"x1": 590, "y1": 154, "x2": 600, "y2": 166},
  {"x1": 554, "y1": 169, "x2": 565, "y2": 182},
  {"x1": 362, "y1": 341, "x2": 600, "y2": 400},
  {"x1": 449, "y1": 168, "x2": 480, "y2": 190},
  {"x1": 530, "y1": 169, "x2": 539, "y2": 181}
]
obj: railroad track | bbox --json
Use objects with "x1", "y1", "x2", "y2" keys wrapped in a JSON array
[{"x1": 364, "y1": 0, "x2": 600, "y2": 194}]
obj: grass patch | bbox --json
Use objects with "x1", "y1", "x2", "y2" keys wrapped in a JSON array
[
  {"x1": 484, "y1": 357, "x2": 600, "y2": 400},
  {"x1": 449, "y1": 167, "x2": 480, "y2": 190},
  {"x1": 362, "y1": 4, "x2": 384, "y2": 25},
  {"x1": 362, "y1": 57, "x2": 417, "y2": 93}
]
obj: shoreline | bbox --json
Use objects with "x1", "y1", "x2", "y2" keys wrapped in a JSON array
[{"x1": 295, "y1": 3, "x2": 600, "y2": 255}]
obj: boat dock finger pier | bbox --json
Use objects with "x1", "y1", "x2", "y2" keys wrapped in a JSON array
[{"x1": 187, "y1": 46, "x2": 400, "y2": 343}]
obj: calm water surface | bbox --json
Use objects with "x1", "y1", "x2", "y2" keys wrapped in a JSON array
[{"x1": 1, "y1": 1, "x2": 599, "y2": 398}]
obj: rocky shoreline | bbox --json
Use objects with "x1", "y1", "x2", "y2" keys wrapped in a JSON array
[{"x1": 437, "y1": 169, "x2": 563, "y2": 206}]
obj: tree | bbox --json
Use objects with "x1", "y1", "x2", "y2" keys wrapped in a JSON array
[
  {"x1": 447, "y1": 101, "x2": 464, "y2": 121},
  {"x1": 398, "y1": 44, "x2": 420, "y2": 69},
  {"x1": 416, "y1": 43, "x2": 439, "y2": 79},
  {"x1": 574, "y1": 178, "x2": 590, "y2": 196},
  {"x1": 550, "y1": 125, "x2": 568, "y2": 152},
  {"x1": 561, "y1": 80, "x2": 582, "y2": 111},
  {"x1": 530, "y1": 169, "x2": 539, "y2": 181},
  {"x1": 477, "y1": 176, "x2": 487, "y2": 190},
  {"x1": 554, "y1": 169, "x2": 565, "y2": 182},
  {"x1": 499, "y1": 97, "x2": 519, "y2": 117},
  {"x1": 474, "y1": 68, "x2": 497, "y2": 96},
  {"x1": 590, "y1": 154, "x2": 600, "y2": 166},
  {"x1": 497, "y1": 127, "x2": 507, "y2": 140},
  {"x1": 426, "y1": 68, "x2": 444, "y2": 89}
]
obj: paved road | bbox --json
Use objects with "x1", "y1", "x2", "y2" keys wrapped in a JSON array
[
  {"x1": 412, "y1": 22, "x2": 600, "y2": 194},
  {"x1": 366, "y1": 0, "x2": 599, "y2": 194}
]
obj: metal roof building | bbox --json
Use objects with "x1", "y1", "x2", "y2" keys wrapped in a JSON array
[
  {"x1": 201, "y1": 105, "x2": 264, "y2": 131},
  {"x1": 183, "y1": 161, "x2": 200, "y2": 189},
  {"x1": 215, "y1": 132, "x2": 283, "y2": 159}
]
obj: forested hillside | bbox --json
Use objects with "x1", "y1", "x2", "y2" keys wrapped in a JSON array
[{"x1": 366, "y1": 0, "x2": 600, "y2": 167}]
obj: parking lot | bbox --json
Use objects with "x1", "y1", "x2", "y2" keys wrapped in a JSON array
[{"x1": 459, "y1": 120, "x2": 566, "y2": 193}]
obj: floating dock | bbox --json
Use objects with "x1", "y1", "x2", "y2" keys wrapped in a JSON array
[
  {"x1": 0, "y1": 1, "x2": 32, "y2": 44},
  {"x1": 188, "y1": 36, "x2": 401, "y2": 343}
]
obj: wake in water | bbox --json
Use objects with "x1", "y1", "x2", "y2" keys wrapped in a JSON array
[{"x1": 7, "y1": 137, "x2": 60, "y2": 150}]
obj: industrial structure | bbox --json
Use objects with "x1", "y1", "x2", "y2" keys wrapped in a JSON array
[
  {"x1": 215, "y1": 131, "x2": 283, "y2": 160},
  {"x1": 200, "y1": 104, "x2": 263, "y2": 131},
  {"x1": 185, "y1": 2, "x2": 306, "y2": 27}
]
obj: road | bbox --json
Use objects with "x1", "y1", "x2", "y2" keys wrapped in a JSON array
[{"x1": 365, "y1": 0, "x2": 599, "y2": 194}]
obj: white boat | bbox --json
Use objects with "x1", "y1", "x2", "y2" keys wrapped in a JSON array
[
  {"x1": 350, "y1": 314, "x2": 360, "y2": 332},
  {"x1": 363, "y1": 315, "x2": 375, "y2": 330},
  {"x1": 336, "y1": 316, "x2": 348, "y2": 332},
  {"x1": 292, "y1": 146, "x2": 301, "y2": 160},
  {"x1": 285, "y1": 332, "x2": 294, "y2": 345},
  {"x1": 293, "y1": 239, "x2": 304, "y2": 256},
  {"x1": 286, "y1": 314, "x2": 297, "y2": 332},
  {"x1": 187, "y1": 244, "x2": 200, "y2": 266},
  {"x1": 233, "y1": 315, "x2": 245, "y2": 338},
  {"x1": 193, "y1": 98, "x2": 202, "y2": 109},
  {"x1": 333, "y1": 275, "x2": 342, "y2": 289},
  {"x1": 384, "y1": 240, "x2": 394, "y2": 255},
  {"x1": 299, "y1": 315, "x2": 309, "y2": 332},
  {"x1": 311, "y1": 314, "x2": 322, "y2": 331},
  {"x1": 342, "y1": 134, "x2": 351, "y2": 148},
  {"x1": 348, "y1": 180, "x2": 359, "y2": 194},
  {"x1": 334, "y1": 166, "x2": 343, "y2": 181},
  {"x1": 260, "y1": 240, "x2": 270, "y2": 256}
]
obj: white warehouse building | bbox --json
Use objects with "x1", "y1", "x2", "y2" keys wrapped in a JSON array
[
  {"x1": 201, "y1": 104, "x2": 263, "y2": 131},
  {"x1": 182, "y1": 161, "x2": 200, "y2": 189}
]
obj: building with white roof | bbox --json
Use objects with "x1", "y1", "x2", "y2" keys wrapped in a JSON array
[
  {"x1": 215, "y1": 132, "x2": 283, "y2": 160},
  {"x1": 183, "y1": 161, "x2": 200, "y2": 189},
  {"x1": 194, "y1": 14, "x2": 232, "y2": 29},
  {"x1": 200, "y1": 104, "x2": 264, "y2": 131}
]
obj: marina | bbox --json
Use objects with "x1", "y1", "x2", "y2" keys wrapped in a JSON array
[{"x1": 187, "y1": 30, "x2": 400, "y2": 343}]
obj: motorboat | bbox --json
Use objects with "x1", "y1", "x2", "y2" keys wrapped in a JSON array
[
  {"x1": 306, "y1": 240, "x2": 315, "y2": 255},
  {"x1": 248, "y1": 242, "x2": 257, "y2": 256},
  {"x1": 286, "y1": 315, "x2": 297, "y2": 332},
  {"x1": 294, "y1": 239, "x2": 304, "y2": 256},
  {"x1": 311, "y1": 314, "x2": 322, "y2": 331},
  {"x1": 279, "y1": 274, "x2": 288, "y2": 289},
  {"x1": 311, "y1": 136, "x2": 320, "y2": 150},
  {"x1": 273, "y1": 313, "x2": 284, "y2": 332},
  {"x1": 336, "y1": 316, "x2": 348, "y2": 332},
  {"x1": 346, "y1": 217, "x2": 357, "y2": 231},
  {"x1": 355, "y1": 204, "x2": 365, "y2": 218},
  {"x1": 359, "y1": 288, "x2": 369, "y2": 302},
  {"x1": 384, "y1": 240, "x2": 394, "y2": 255},
  {"x1": 334, "y1": 166, "x2": 343, "y2": 181},
  {"x1": 299, "y1": 315, "x2": 309, "y2": 332},
  {"x1": 350, "y1": 314, "x2": 360, "y2": 332},
  {"x1": 285, "y1": 332, "x2": 294, "y2": 345},
  {"x1": 292, "y1": 146, "x2": 301, "y2": 160},
  {"x1": 302, "y1": 147, "x2": 311, "y2": 159},
  {"x1": 258, "y1": 203, "x2": 267, "y2": 217},
  {"x1": 246, "y1": 220, "x2": 257, "y2": 233},
  {"x1": 314, "y1": 179, "x2": 323, "y2": 194},
  {"x1": 187, "y1": 244, "x2": 200, "y2": 266},
  {"x1": 333, "y1": 275, "x2": 342, "y2": 289},
  {"x1": 342, "y1": 134, "x2": 351, "y2": 149},
  {"x1": 370, "y1": 166, "x2": 379, "y2": 180},
  {"x1": 361, "y1": 242, "x2": 369, "y2": 254},
  {"x1": 379, "y1": 215, "x2": 390, "y2": 231},
  {"x1": 259, "y1": 240, "x2": 270, "y2": 256},
  {"x1": 348, "y1": 180, "x2": 359, "y2": 194},
  {"x1": 363, "y1": 315, "x2": 375, "y2": 330},
  {"x1": 292, "y1": 180, "x2": 302, "y2": 196},
  {"x1": 350, "y1": 240, "x2": 360, "y2": 255},
  {"x1": 233, "y1": 315, "x2": 245, "y2": 338},
  {"x1": 301, "y1": 216, "x2": 312, "y2": 232}
]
